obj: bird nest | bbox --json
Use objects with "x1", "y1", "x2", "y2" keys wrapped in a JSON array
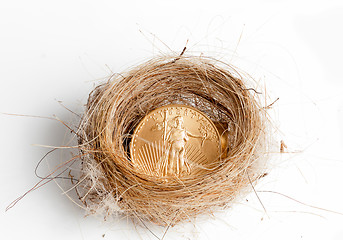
[{"x1": 76, "y1": 55, "x2": 268, "y2": 226}]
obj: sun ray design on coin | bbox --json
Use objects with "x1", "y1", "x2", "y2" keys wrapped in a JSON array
[{"x1": 130, "y1": 105, "x2": 221, "y2": 179}]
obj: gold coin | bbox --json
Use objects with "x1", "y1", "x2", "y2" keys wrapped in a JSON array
[{"x1": 130, "y1": 104, "x2": 222, "y2": 178}]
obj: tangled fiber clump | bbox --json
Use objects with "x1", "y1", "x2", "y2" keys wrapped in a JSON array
[{"x1": 77, "y1": 55, "x2": 268, "y2": 225}]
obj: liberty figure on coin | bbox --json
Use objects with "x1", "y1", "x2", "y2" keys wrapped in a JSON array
[{"x1": 159, "y1": 115, "x2": 202, "y2": 177}]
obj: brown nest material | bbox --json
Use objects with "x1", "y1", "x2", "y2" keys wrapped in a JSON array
[{"x1": 77, "y1": 55, "x2": 268, "y2": 226}]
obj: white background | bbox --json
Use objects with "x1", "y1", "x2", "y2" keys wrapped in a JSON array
[{"x1": 1, "y1": 0, "x2": 343, "y2": 239}]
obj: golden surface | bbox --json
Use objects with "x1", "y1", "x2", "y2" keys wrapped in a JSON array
[{"x1": 130, "y1": 104, "x2": 222, "y2": 178}]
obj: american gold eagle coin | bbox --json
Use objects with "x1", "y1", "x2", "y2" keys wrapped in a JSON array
[{"x1": 130, "y1": 105, "x2": 222, "y2": 178}]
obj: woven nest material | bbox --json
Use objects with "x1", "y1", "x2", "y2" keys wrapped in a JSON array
[{"x1": 77, "y1": 55, "x2": 268, "y2": 226}]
